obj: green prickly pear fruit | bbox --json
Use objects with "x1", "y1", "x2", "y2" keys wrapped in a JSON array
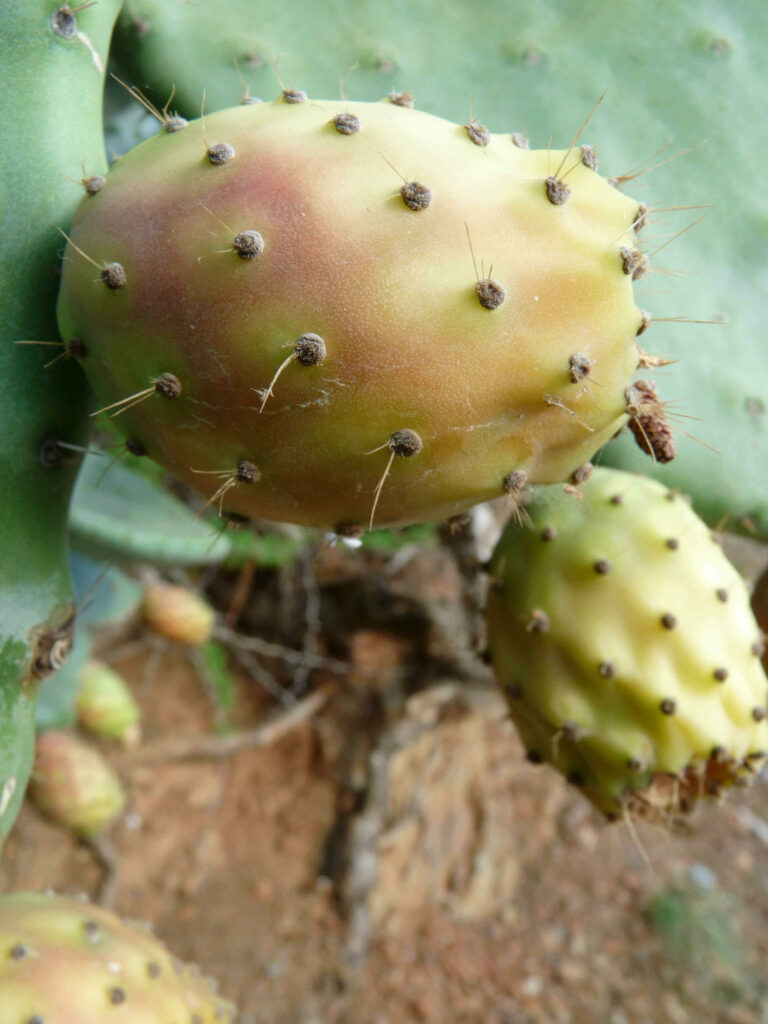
[
  {"x1": 57, "y1": 97, "x2": 665, "y2": 531},
  {"x1": 486, "y1": 468, "x2": 768, "y2": 823},
  {"x1": 142, "y1": 583, "x2": 215, "y2": 645},
  {"x1": 76, "y1": 660, "x2": 141, "y2": 744},
  {"x1": 28, "y1": 730, "x2": 126, "y2": 837},
  {"x1": 0, "y1": 891, "x2": 237, "y2": 1023}
]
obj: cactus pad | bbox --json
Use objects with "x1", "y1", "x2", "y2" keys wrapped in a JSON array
[
  {"x1": 69, "y1": 454, "x2": 232, "y2": 565},
  {"x1": 57, "y1": 98, "x2": 658, "y2": 530},
  {"x1": 486, "y1": 468, "x2": 768, "y2": 822},
  {"x1": 0, "y1": 891, "x2": 236, "y2": 1023},
  {"x1": 0, "y1": 0, "x2": 121, "y2": 847}
]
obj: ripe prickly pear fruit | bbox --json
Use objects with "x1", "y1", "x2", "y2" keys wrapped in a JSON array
[
  {"x1": 486, "y1": 468, "x2": 768, "y2": 823},
  {"x1": 76, "y1": 660, "x2": 141, "y2": 744},
  {"x1": 0, "y1": 891, "x2": 236, "y2": 1023},
  {"x1": 142, "y1": 583, "x2": 215, "y2": 645},
  {"x1": 57, "y1": 97, "x2": 665, "y2": 531},
  {"x1": 28, "y1": 730, "x2": 126, "y2": 837}
]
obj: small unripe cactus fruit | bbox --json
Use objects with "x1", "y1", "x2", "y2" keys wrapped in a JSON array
[
  {"x1": 486, "y1": 468, "x2": 768, "y2": 823},
  {"x1": 142, "y1": 583, "x2": 215, "y2": 645},
  {"x1": 57, "y1": 98, "x2": 661, "y2": 529},
  {"x1": 28, "y1": 730, "x2": 126, "y2": 837},
  {"x1": 76, "y1": 660, "x2": 141, "y2": 744},
  {"x1": 0, "y1": 891, "x2": 237, "y2": 1023}
]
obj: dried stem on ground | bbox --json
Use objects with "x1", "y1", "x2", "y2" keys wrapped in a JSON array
[{"x1": 115, "y1": 684, "x2": 331, "y2": 764}]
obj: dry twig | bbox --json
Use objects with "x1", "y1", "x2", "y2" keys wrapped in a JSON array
[{"x1": 116, "y1": 685, "x2": 331, "y2": 765}]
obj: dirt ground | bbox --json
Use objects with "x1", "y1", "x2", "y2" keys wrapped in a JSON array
[{"x1": 3, "y1": 528, "x2": 768, "y2": 1024}]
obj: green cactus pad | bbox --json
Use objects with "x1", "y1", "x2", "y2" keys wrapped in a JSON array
[
  {"x1": 36, "y1": 555, "x2": 142, "y2": 732},
  {"x1": 69, "y1": 551, "x2": 144, "y2": 627},
  {"x1": 486, "y1": 468, "x2": 768, "y2": 822},
  {"x1": 111, "y1": 0, "x2": 768, "y2": 536},
  {"x1": 70, "y1": 453, "x2": 232, "y2": 565},
  {"x1": 0, "y1": 0, "x2": 121, "y2": 847},
  {"x1": 0, "y1": 891, "x2": 237, "y2": 1022},
  {"x1": 35, "y1": 624, "x2": 92, "y2": 733},
  {"x1": 58, "y1": 99, "x2": 649, "y2": 530}
]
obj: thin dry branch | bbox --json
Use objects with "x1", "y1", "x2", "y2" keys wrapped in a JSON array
[
  {"x1": 215, "y1": 624, "x2": 350, "y2": 674},
  {"x1": 117, "y1": 685, "x2": 331, "y2": 765}
]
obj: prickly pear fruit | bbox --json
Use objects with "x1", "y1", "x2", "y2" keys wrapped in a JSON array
[
  {"x1": 486, "y1": 468, "x2": 768, "y2": 823},
  {"x1": 142, "y1": 583, "x2": 215, "y2": 645},
  {"x1": 0, "y1": 891, "x2": 236, "y2": 1023},
  {"x1": 77, "y1": 660, "x2": 141, "y2": 744},
  {"x1": 57, "y1": 97, "x2": 664, "y2": 531},
  {"x1": 28, "y1": 730, "x2": 126, "y2": 837}
]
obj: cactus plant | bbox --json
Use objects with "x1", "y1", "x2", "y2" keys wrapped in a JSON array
[
  {"x1": 0, "y1": 891, "x2": 237, "y2": 1022},
  {"x1": 57, "y1": 97, "x2": 662, "y2": 530},
  {"x1": 486, "y1": 468, "x2": 768, "y2": 822},
  {"x1": 0, "y1": 0, "x2": 121, "y2": 847},
  {"x1": 1, "y1": 2, "x2": 767, "y2": 1016},
  {"x1": 34, "y1": 622, "x2": 93, "y2": 735},
  {"x1": 36, "y1": 552, "x2": 143, "y2": 733}
]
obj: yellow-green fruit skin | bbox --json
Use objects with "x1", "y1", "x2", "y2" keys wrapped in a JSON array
[
  {"x1": 77, "y1": 660, "x2": 141, "y2": 742},
  {"x1": 28, "y1": 731, "x2": 126, "y2": 838},
  {"x1": 486, "y1": 468, "x2": 768, "y2": 821},
  {"x1": 57, "y1": 99, "x2": 645, "y2": 530},
  {"x1": 0, "y1": 891, "x2": 236, "y2": 1023},
  {"x1": 142, "y1": 584, "x2": 215, "y2": 645}
]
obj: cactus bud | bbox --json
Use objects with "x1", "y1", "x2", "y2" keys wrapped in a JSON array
[
  {"x1": 142, "y1": 583, "x2": 215, "y2": 645},
  {"x1": 76, "y1": 660, "x2": 141, "y2": 744},
  {"x1": 29, "y1": 730, "x2": 126, "y2": 837}
]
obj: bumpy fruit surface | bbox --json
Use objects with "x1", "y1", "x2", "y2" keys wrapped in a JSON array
[
  {"x1": 28, "y1": 730, "x2": 126, "y2": 837},
  {"x1": 486, "y1": 468, "x2": 768, "y2": 822},
  {"x1": 77, "y1": 660, "x2": 141, "y2": 743},
  {"x1": 57, "y1": 97, "x2": 660, "y2": 530},
  {"x1": 0, "y1": 891, "x2": 236, "y2": 1023},
  {"x1": 143, "y1": 583, "x2": 215, "y2": 645}
]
